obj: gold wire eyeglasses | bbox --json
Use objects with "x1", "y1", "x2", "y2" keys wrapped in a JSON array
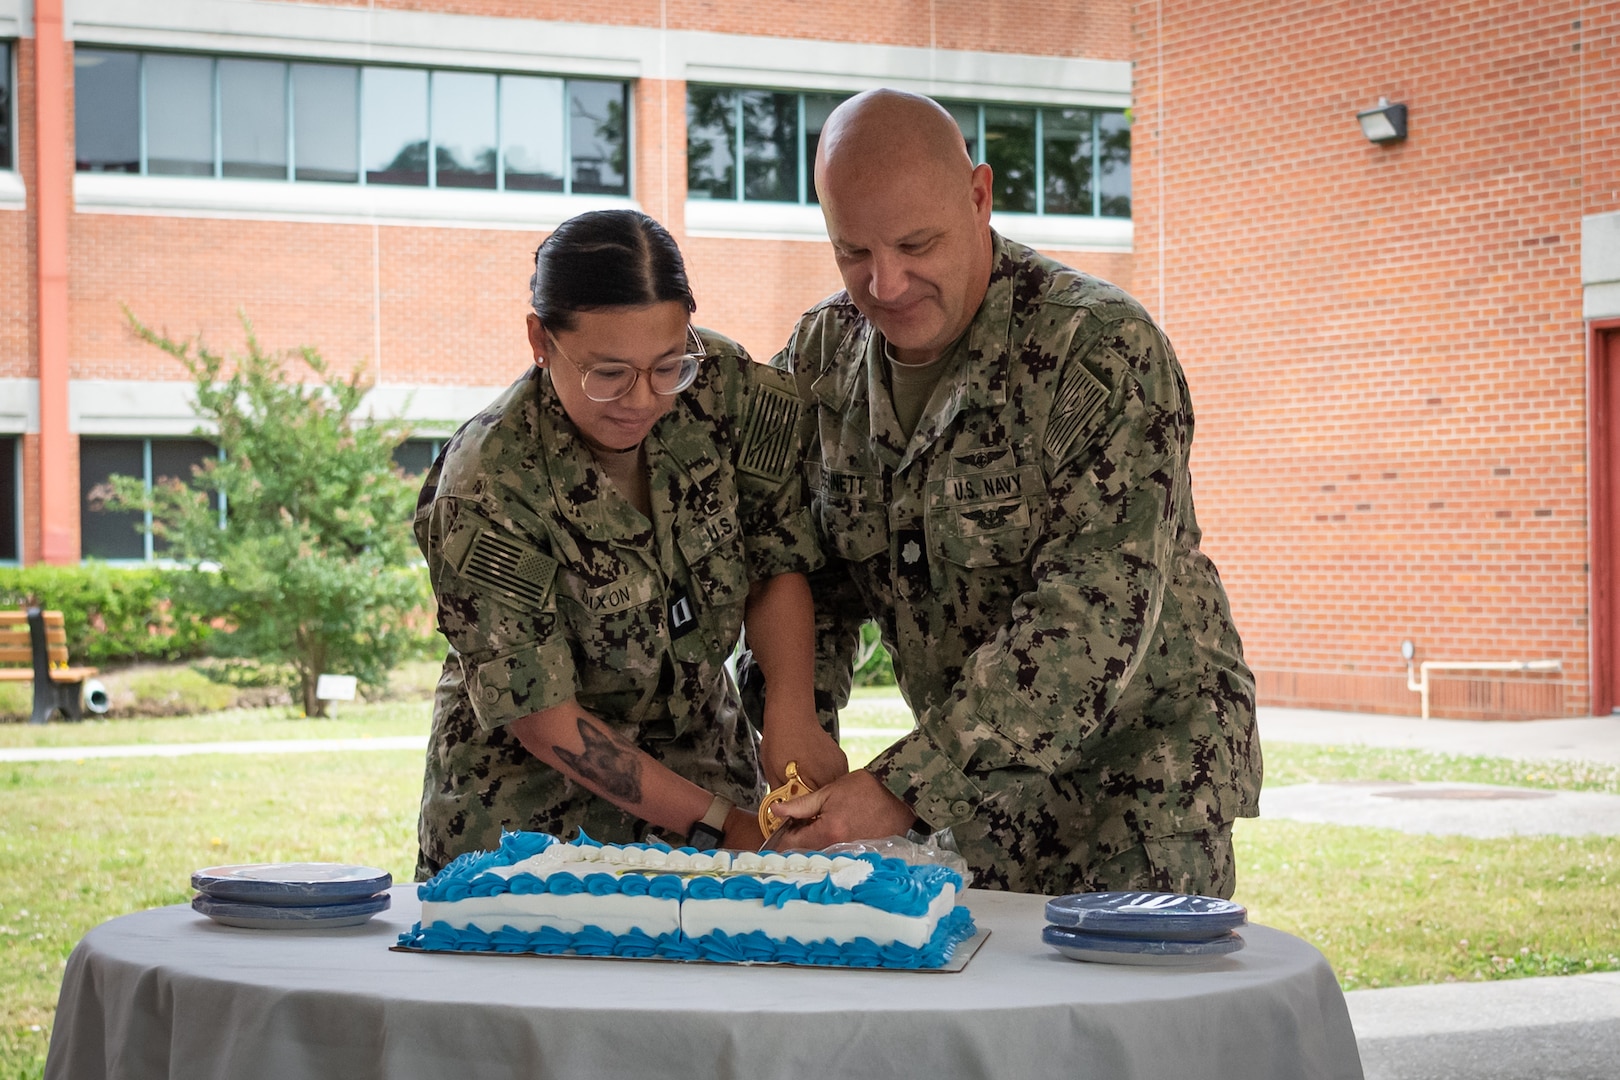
[{"x1": 545, "y1": 325, "x2": 705, "y2": 403}]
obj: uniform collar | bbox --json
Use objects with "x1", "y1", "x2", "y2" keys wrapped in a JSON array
[
  {"x1": 815, "y1": 230, "x2": 1021, "y2": 471},
  {"x1": 539, "y1": 373, "x2": 652, "y2": 545}
]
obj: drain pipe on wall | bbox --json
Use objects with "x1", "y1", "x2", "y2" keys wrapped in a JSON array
[{"x1": 1400, "y1": 640, "x2": 1563, "y2": 720}]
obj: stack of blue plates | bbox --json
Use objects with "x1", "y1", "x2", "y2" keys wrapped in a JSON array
[
  {"x1": 1042, "y1": 892, "x2": 1247, "y2": 966},
  {"x1": 191, "y1": 863, "x2": 393, "y2": 930}
]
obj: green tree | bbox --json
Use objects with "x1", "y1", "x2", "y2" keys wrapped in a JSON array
[{"x1": 102, "y1": 313, "x2": 429, "y2": 716}]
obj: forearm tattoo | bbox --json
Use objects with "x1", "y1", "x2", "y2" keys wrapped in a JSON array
[{"x1": 554, "y1": 715, "x2": 644, "y2": 805}]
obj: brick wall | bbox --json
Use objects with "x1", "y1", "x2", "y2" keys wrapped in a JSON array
[
  {"x1": 269, "y1": 0, "x2": 1133, "y2": 57},
  {"x1": 1134, "y1": 0, "x2": 1592, "y2": 718}
]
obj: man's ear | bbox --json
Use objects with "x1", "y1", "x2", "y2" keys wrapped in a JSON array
[{"x1": 969, "y1": 162, "x2": 995, "y2": 223}]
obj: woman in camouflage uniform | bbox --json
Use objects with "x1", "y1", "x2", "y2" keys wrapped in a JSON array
[{"x1": 412, "y1": 210, "x2": 842, "y2": 878}]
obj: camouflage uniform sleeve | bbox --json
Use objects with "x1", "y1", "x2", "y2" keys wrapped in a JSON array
[
  {"x1": 731, "y1": 347, "x2": 823, "y2": 583},
  {"x1": 770, "y1": 324, "x2": 866, "y2": 735},
  {"x1": 867, "y1": 315, "x2": 1191, "y2": 828},
  {"x1": 415, "y1": 492, "x2": 576, "y2": 731}
]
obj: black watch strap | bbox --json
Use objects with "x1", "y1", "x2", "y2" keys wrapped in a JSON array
[{"x1": 687, "y1": 793, "x2": 733, "y2": 850}]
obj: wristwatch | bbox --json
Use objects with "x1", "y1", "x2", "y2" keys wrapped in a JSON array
[{"x1": 686, "y1": 793, "x2": 734, "y2": 850}]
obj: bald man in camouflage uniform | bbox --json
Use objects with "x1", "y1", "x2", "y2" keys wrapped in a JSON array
[
  {"x1": 413, "y1": 330, "x2": 820, "y2": 879},
  {"x1": 769, "y1": 90, "x2": 1261, "y2": 897}
]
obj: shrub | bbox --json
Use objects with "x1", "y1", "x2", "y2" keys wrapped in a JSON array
[{"x1": 0, "y1": 564, "x2": 213, "y2": 665}]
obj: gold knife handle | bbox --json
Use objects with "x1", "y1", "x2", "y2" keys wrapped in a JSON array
[{"x1": 757, "y1": 761, "x2": 817, "y2": 835}]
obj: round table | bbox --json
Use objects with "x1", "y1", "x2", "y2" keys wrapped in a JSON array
[{"x1": 46, "y1": 886, "x2": 1363, "y2": 1080}]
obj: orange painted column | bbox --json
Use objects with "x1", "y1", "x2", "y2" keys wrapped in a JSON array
[{"x1": 33, "y1": 0, "x2": 73, "y2": 563}]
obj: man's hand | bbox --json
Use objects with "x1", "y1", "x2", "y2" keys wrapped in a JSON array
[
  {"x1": 758, "y1": 708, "x2": 849, "y2": 789},
  {"x1": 766, "y1": 769, "x2": 916, "y2": 849}
]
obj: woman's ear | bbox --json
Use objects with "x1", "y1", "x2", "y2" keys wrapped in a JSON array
[{"x1": 526, "y1": 313, "x2": 547, "y2": 362}]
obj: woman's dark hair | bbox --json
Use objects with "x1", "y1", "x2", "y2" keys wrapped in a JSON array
[{"x1": 529, "y1": 210, "x2": 696, "y2": 331}]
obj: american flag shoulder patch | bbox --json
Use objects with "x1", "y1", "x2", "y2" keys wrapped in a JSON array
[
  {"x1": 459, "y1": 529, "x2": 558, "y2": 612},
  {"x1": 1044, "y1": 363, "x2": 1111, "y2": 465},
  {"x1": 737, "y1": 379, "x2": 802, "y2": 483}
]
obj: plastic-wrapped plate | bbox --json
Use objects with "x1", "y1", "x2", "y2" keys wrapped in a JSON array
[
  {"x1": 191, "y1": 863, "x2": 392, "y2": 906},
  {"x1": 1042, "y1": 924, "x2": 1245, "y2": 965},
  {"x1": 192, "y1": 892, "x2": 391, "y2": 930},
  {"x1": 1043, "y1": 892, "x2": 1246, "y2": 941}
]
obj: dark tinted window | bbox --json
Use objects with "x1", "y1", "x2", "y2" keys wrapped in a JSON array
[
  {"x1": 569, "y1": 80, "x2": 627, "y2": 195},
  {"x1": 984, "y1": 106, "x2": 1036, "y2": 214},
  {"x1": 686, "y1": 86, "x2": 736, "y2": 200},
  {"x1": 1042, "y1": 108, "x2": 1094, "y2": 216},
  {"x1": 74, "y1": 49, "x2": 140, "y2": 173},
  {"x1": 79, "y1": 439, "x2": 146, "y2": 560},
  {"x1": 146, "y1": 54, "x2": 214, "y2": 176},
  {"x1": 0, "y1": 42, "x2": 11, "y2": 172},
  {"x1": 0, "y1": 437, "x2": 16, "y2": 562},
  {"x1": 149, "y1": 439, "x2": 217, "y2": 555},
  {"x1": 363, "y1": 67, "x2": 428, "y2": 186},
  {"x1": 741, "y1": 90, "x2": 797, "y2": 203},
  {"x1": 220, "y1": 58, "x2": 287, "y2": 179},
  {"x1": 392, "y1": 439, "x2": 440, "y2": 476},
  {"x1": 293, "y1": 63, "x2": 358, "y2": 183}
]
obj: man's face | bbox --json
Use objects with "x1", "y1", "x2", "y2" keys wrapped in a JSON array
[{"x1": 819, "y1": 160, "x2": 994, "y2": 364}]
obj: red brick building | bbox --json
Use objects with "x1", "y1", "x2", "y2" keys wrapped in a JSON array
[{"x1": 4, "y1": 1, "x2": 1617, "y2": 719}]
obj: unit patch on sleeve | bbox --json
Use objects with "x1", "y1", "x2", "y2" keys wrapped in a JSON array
[
  {"x1": 737, "y1": 378, "x2": 802, "y2": 483},
  {"x1": 458, "y1": 528, "x2": 558, "y2": 613},
  {"x1": 1044, "y1": 362, "x2": 1111, "y2": 466}
]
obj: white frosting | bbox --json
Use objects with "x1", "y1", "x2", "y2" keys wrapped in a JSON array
[
  {"x1": 681, "y1": 884, "x2": 956, "y2": 949},
  {"x1": 419, "y1": 893, "x2": 679, "y2": 937}
]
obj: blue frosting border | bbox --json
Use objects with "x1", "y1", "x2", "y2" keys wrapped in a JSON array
[{"x1": 396, "y1": 904, "x2": 977, "y2": 969}]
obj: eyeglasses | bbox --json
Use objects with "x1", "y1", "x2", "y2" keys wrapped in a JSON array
[{"x1": 545, "y1": 326, "x2": 705, "y2": 403}]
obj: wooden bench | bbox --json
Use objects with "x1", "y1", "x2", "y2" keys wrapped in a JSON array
[{"x1": 0, "y1": 608, "x2": 100, "y2": 723}]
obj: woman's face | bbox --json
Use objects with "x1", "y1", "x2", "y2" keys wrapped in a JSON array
[{"x1": 528, "y1": 302, "x2": 693, "y2": 454}]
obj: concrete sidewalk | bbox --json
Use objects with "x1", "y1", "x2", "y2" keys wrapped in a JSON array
[{"x1": 1258, "y1": 705, "x2": 1620, "y2": 766}]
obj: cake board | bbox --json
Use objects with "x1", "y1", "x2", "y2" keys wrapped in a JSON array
[{"x1": 390, "y1": 927, "x2": 989, "y2": 973}]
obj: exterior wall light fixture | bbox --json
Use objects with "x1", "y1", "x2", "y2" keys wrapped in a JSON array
[{"x1": 1357, "y1": 97, "x2": 1408, "y2": 144}]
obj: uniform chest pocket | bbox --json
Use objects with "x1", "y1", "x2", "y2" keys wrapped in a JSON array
[
  {"x1": 677, "y1": 502, "x2": 748, "y2": 608},
  {"x1": 928, "y1": 466, "x2": 1042, "y2": 569},
  {"x1": 812, "y1": 465, "x2": 888, "y2": 563}
]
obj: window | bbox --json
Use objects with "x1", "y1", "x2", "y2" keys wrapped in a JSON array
[
  {"x1": 1, "y1": 41, "x2": 12, "y2": 171},
  {"x1": 73, "y1": 48, "x2": 630, "y2": 195},
  {"x1": 687, "y1": 86, "x2": 1130, "y2": 218},
  {"x1": 392, "y1": 438, "x2": 445, "y2": 477},
  {"x1": 0, "y1": 437, "x2": 17, "y2": 563},
  {"x1": 80, "y1": 438, "x2": 220, "y2": 561}
]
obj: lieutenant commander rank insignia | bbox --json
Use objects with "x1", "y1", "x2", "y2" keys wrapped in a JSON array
[
  {"x1": 737, "y1": 378, "x2": 801, "y2": 483},
  {"x1": 459, "y1": 529, "x2": 557, "y2": 613}
]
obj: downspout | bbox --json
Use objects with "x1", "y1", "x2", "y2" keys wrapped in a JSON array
[{"x1": 33, "y1": 0, "x2": 73, "y2": 563}]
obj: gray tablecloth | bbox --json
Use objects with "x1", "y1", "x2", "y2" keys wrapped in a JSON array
[{"x1": 46, "y1": 886, "x2": 1363, "y2": 1080}]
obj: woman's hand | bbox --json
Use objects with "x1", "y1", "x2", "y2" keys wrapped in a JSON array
[
  {"x1": 759, "y1": 705, "x2": 849, "y2": 789},
  {"x1": 721, "y1": 806, "x2": 766, "y2": 850}
]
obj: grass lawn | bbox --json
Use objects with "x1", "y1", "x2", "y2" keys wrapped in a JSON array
[{"x1": 2, "y1": 697, "x2": 1618, "y2": 1078}]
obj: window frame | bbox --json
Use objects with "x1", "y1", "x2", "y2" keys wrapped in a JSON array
[{"x1": 75, "y1": 47, "x2": 632, "y2": 198}]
